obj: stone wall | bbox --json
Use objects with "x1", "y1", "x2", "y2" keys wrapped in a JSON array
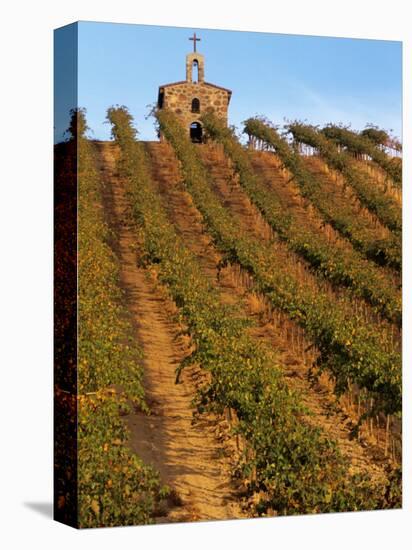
[{"x1": 161, "y1": 82, "x2": 230, "y2": 135}]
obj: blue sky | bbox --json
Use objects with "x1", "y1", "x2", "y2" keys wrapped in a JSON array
[{"x1": 55, "y1": 21, "x2": 402, "y2": 142}]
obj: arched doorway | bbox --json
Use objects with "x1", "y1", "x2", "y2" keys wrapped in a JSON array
[{"x1": 190, "y1": 122, "x2": 202, "y2": 143}]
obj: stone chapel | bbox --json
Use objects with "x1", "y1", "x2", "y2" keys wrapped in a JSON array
[{"x1": 157, "y1": 33, "x2": 232, "y2": 142}]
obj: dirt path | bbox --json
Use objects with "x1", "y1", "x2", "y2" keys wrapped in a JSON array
[
  {"x1": 145, "y1": 141, "x2": 390, "y2": 483},
  {"x1": 95, "y1": 141, "x2": 245, "y2": 523}
]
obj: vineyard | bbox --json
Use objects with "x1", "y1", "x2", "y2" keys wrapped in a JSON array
[{"x1": 56, "y1": 106, "x2": 402, "y2": 527}]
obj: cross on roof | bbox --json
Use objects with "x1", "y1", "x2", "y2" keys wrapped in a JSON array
[{"x1": 189, "y1": 32, "x2": 201, "y2": 53}]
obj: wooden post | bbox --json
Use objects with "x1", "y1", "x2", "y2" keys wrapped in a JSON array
[{"x1": 385, "y1": 414, "x2": 390, "y2": 457}]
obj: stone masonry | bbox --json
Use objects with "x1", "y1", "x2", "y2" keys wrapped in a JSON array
[{"x1": 157, "y1": 41, "x2": 232, "y2": 141}]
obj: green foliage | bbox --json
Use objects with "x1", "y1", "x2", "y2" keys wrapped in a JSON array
[
  {"x1": 66, "y1": 107, "x2": 89, "y2": 140},
  {"x1": 322, "y1": 124, "x2": 402, "y2": 185},
  {"x1": 199, "y1": 113, "x2": 401, "y2": 326},
  {"x1": 107, "y1": 105, "x2": 138, "y2": 145},
  {"x1": 77, "y1": 131, "x2": 165, "y2": 528},
  {"x1": 78, "y1": 137, "x2": 144, "y2": 400},
  {"x1": 243, "y1": 118, "x2": 401, "y2": 272},
  {"x1": 290, "y1": 122, "x2": 401, "y2": 233},
  {"x1": 78, "y1": 393, "x2": 165, "y2": 528},
  {"x1": 107, "y1": 106, "x2": 400, "y2": 515},
  {"x1": 158, "y1": 110, "x2": 401, "y2": 418},
  {"x1": 360, "y1": 125, "x2": 390, "y2": 147}
]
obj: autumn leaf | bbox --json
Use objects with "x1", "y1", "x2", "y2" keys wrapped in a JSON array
[{"x1": 91, "y1": 499, "x2": 100, "y2": 517}]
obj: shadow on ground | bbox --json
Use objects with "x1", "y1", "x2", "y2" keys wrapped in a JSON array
[{"x1": 24, "y1": 502, "x2": 53, "y2": 519}]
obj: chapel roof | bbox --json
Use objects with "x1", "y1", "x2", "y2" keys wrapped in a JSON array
[{"x1": 158, "y1": 80, "x2": 232, "y2": 97}]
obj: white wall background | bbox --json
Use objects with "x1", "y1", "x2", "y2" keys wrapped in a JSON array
[{"x1": 0, "y1": 1, "x2": 410, "y2": 548}]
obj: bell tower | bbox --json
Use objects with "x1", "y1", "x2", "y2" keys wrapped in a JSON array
[
  {"x1": 157, "y1": 32, "x2": 232, "y2": 142},
  {"x1": 186, "y1": 33, "x2": 205, "y2": 83},
  {"x1": 186, "y1": 52, "x2": 205, "y2": 83}
]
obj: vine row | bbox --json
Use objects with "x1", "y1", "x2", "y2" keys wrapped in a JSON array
[
  {"x1": 288, "y1": 122, "x2": 402, "y2": 233},
  {"x1": 157, "y1": 109, "x2": 401, "y2": 419},
  {"x1": 243, "y1": 117, "x2": 401, "y2": 272},
  {"x1": 200, "y1": 112, "x2": 401, "y2": 326},
  {"x1": 76, "y1": 110, "x2": 166, "y2": 527},
  {"x1": 108, "y1": 105, "x2": 400, "y2": 514},
  {"x1": 322, "y1": 124, "x2": 402, "y2": 187}
]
